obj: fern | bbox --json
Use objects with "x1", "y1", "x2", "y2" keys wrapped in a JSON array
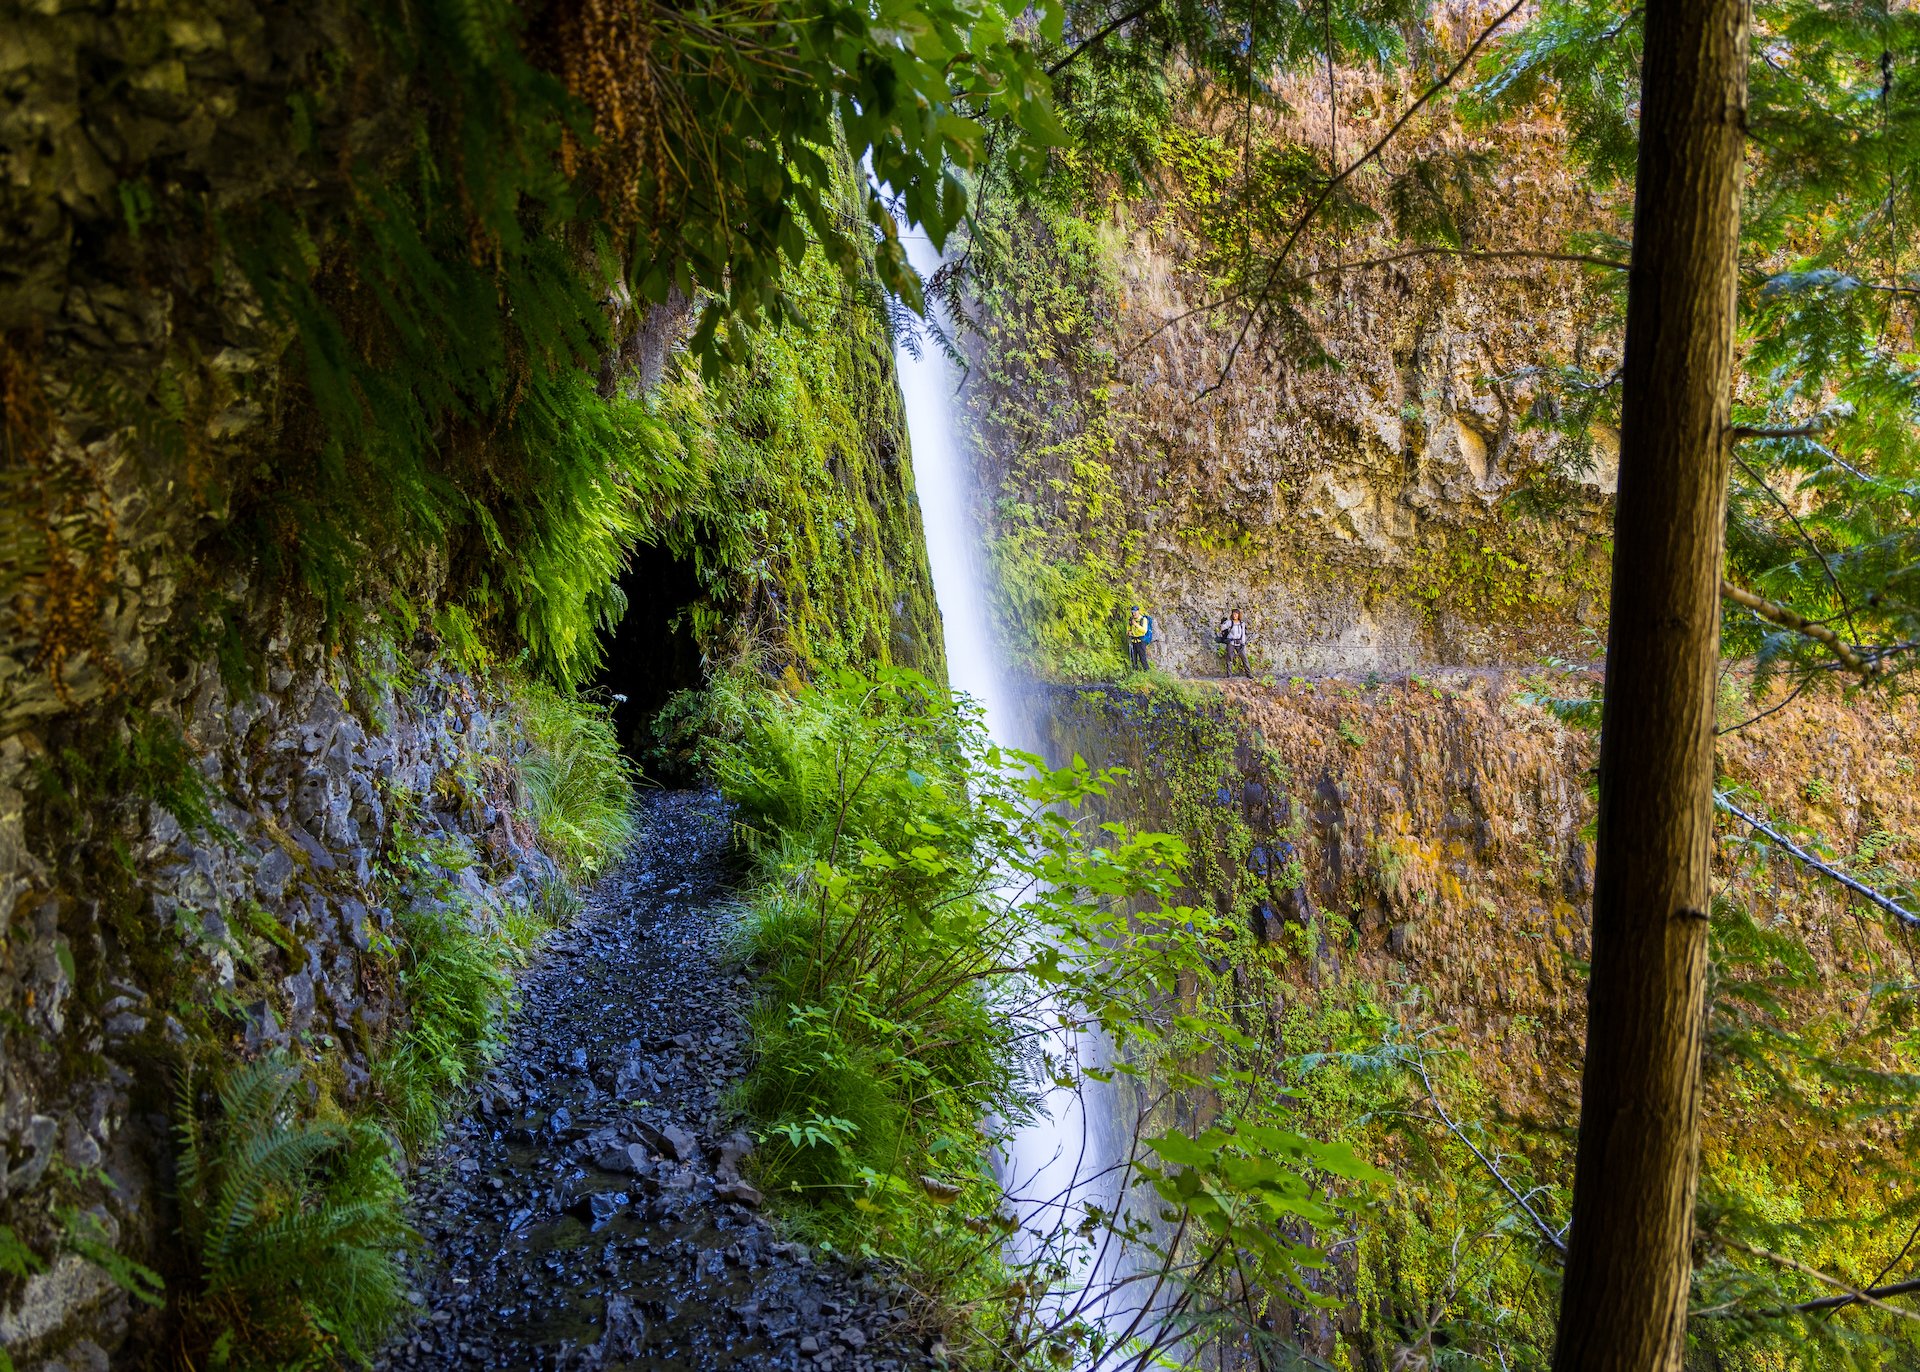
[
  {"x1": 372, "y1": 893, "x2": 516, "y2": 1153},
  {"x1": 175, "y1": 1056, "x2": 411, "y2": 1369},
  {"x1": 0, "y1": 1223, "x2": 43, "y2": 1280}
]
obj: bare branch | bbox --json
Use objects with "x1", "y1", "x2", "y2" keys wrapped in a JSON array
[
  {"x1": 1410, "y1": 1056, "x2": 1567, "y2": 1256},
  {"x1": 1202, "y1": 0, "x2": 1529, "y2": 387},
  {"x1": 1124, "y1": 246, "x2": 1619, "y2": 360},
  {"x1": 1857, "y1": 279, "x2": 1920, "y2": 299},
  {"x1": 1732, "y1": 422, "x2": 1829, "y2": 441},
  {"x1": 1730, "y1": 451, "x2": 1861, "y2": 646},
  {"x1": 1713, "y1": 674, "x2": 1812, "y2": 736},
  {"x1": 1715, "y1": 792, "x2": 1920, "y2": 929},
  {"x1": 1720, "y1": 578, "x2": 1879, "y2": 679},
  {"x1": 1718, "y1": 1241, "x2": 1920, "y2": 1324},
  {"x1": 1046, "y1": 1, "x2": 1157, "y2": 78},
  {"x1": 1782, "y1": 1276, "x2": 1920, "y2": 1317}
]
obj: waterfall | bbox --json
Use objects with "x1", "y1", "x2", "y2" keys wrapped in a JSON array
[
  {"x1": 892, "y1": 234, "x2": 1157, "y2": 1360},
  {"x1": 892, "y1": 238, "x2": 1019, "y2": 746}
]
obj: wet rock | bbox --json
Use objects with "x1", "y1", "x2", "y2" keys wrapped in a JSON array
[
  {"x1": 635, "y1": 1119, "x2": 698, "y2": 1164},
  {"x1": 6, "y1": 1114, "x2": 58, "y2": 1192},
  {"x1": 254, "y1": 846, "x2": 296, "y2": 900},
  {"x1": 563, "y1": 1190, "x2": 628, "y2": 1227},
  {"x1": 714, "y1": 1130, "x2": 754, "y2": 1182},
  {"x1": 376, "y1": 791, "x2": 928, "y2": 1371}
]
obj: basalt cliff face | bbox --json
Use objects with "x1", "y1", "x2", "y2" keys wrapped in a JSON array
[
  {"x1": 960, "y1": 36, "x2": 1623, "y2": 680},
  {"x1": 1, "y1": 643, "x2": 564, "y2": 1364},
  {"x1": 1041, "y1": 674, "x2": 1919, "y2": 1365}
]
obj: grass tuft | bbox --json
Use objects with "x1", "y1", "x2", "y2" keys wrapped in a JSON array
[
  {"x1": 373, "y1": 892, "x2": 517, "y2": 1156},
  {"x1": 514, "y1": 678, "x2": 638, "y2": 883}
]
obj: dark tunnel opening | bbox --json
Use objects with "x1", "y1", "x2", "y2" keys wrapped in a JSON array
[{"x1": 594, "y1": 540, "x2": 706, "y2": 766}]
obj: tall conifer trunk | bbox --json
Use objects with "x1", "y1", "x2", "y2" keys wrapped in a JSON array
[{"x1": 1551, "y1": 2, "x2": 1750, "y2": 1368}]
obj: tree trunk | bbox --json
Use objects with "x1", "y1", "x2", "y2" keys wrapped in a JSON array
[{"x1": 1551, "y1": 3, "x2": 1749, "y2": 1370}]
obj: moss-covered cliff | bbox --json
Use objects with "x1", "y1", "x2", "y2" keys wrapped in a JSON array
[
  {"x1": 957, "y1": 50, "x2": 1621, "y2": 680},
  {"x1": 1040, "y1": 675, "x2": 1920, "y2": 1368},
  {"x1": 0, "y1": 3, "x2": 943, "y2": 1364}
]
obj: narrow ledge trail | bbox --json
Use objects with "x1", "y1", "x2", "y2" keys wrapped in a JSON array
[{"x1": 378, "y1": 790, "x2": 934, "y2": 1371}]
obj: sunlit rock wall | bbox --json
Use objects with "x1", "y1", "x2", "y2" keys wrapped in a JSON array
[
  {"x1": 1045, "y1": 672, "x2": 1916, "y2": 1172},
  {"x1": 1041, "y1": 673, "x2": 1919, "y2": 1362},
  {"x1": 963, "y1": 42, "x2": 1623, "y2": 679}
]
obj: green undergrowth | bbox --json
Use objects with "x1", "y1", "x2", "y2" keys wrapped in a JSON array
[
  {"x1": 1048, "y1": 682, "x2": 1920, "y2": 1370},
  {"x1": 368, "y1": 815, "x2": 525, "y2": 1156},
  {"x1": 650, "y1": 181, "x2": 944, "y2": 683},
  {"x1": 174, "y1": 1056, "x2": 412, "y2": 1370},
  {"x1": 704, "y1": 666, "x2": 1387, "y2": 1367},
  {"x1": 1051, "y1": 682, "x2": 1579, "y2": 1366},
  {"x1": 515, "y1": 678, "x2": 639, "y2": 883},
  {"x1": 49, "y1": 0, "x2": 1056, "y2": 689},
  {"x1": 710, "y1": 667, "x2": 1035, "y2": 1360},
  {"x1": 164, "y1": 672, "x2": 633, "y2": 1367}
]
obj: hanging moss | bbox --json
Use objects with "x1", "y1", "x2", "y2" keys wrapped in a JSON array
[{"x1": 652, "y1": 178, "x2": 944, "y2": 683}]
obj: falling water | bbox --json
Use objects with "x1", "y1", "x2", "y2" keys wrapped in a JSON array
[
  {"x1": 892, "y1": 233, "x2": 1158, "y2": 1359},
  {"x1": 891, "y1": 237, "x2": 1019, "y2": 745}
]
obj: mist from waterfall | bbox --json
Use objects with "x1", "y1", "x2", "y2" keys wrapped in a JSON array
[{"x1": 892, "y1": 231, "x2": 1160, "y2": 1359}]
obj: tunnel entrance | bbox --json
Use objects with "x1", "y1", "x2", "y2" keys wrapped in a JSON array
[{"x1": 594, "y1": 540, "x2": 706, "y2": 765}]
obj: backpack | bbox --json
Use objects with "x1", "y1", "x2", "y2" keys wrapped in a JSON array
[{"x1": 1143, "y1": 615, "x2": 1155, "y2": 645}]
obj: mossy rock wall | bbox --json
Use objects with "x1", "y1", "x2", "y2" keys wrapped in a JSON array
[
  {"x1": 1040, "y1": 675, "x2": 1920, "y2": 1366},
  {"x1": 960, "y1": 68, "x2": 1620, "y2": 680},
  {"x1": 0, "y1": 638, "x2": 570, "y2": 1365},
  {"x1": 654, "y1": 246, "x2": 944, "y2": 684},
  {"x1": 0, "y1": 3, "x2": 941, "y2": 1362}
]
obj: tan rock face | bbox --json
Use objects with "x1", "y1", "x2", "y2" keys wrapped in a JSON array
[
  {"x1": 1045, "y1": 672, "x2": 1919, "y2": 1182},
  {"x1": 962, "y1": 66, "x2": 1625, "y2": 679}
]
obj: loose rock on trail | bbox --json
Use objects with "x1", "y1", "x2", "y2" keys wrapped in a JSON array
[{"x1": 380, "y1": 790, "x2": 932, "y2": 1371}]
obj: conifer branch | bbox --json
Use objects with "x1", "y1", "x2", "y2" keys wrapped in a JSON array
[
  {"x1": 1730, "y1": 452, "x2": 1862, "y2": 647},
  {"x1": 1045, "y1": 1, "x2": 1157, "y2": 78},
  {"x1": 1720, "y1": 578, "x2": 1879, "y2": 678},
  {"x1": 1715, "y1": 793, "x2": 1920, "y2": 929}
]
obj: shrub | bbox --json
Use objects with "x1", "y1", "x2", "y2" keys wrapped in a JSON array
[
  {"x1": 707, "y1": 667, "x2": 1366, "y2": 1365},
  {"x1": 514, "y1": 678, "x2": 638, "y2": 883},
  {"x1": 715, "y1": 666, "x2": 962, "y2": 855},
  {"x1": 372, "y1": 888, "x2": 517, "y2": 1155},
  {"x1": 175, "y1": 1055, "x2": 411, "y2": 1369}
]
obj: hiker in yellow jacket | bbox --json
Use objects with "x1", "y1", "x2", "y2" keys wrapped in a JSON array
[{"x1": 1127, "y1": 605, "x2": 1151, "y2": 672}]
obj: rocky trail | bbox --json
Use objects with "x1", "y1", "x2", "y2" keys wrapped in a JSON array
[{"x1": 378, "y1": 790, "x2": 933, "y2": 1371}]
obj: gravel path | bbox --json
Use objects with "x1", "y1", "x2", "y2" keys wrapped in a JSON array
[{"x1": 379, "y1": 790, "x2": 932, "y2": 1371}]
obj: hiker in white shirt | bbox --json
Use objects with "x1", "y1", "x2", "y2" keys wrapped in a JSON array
[{"x1": 1217, "y1": 609, "x2": 1249, "y2": 677}]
